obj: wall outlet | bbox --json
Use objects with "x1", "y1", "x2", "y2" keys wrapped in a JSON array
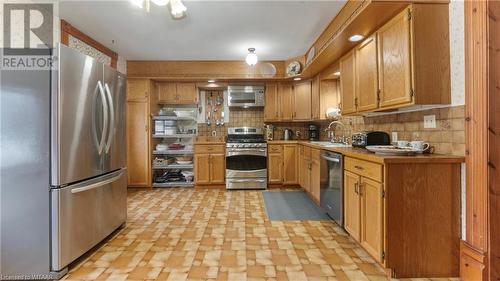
[
  {"x1": 423, "y1": 115, "x2": 436, "y2": 129},
  {"x1": 391, "y1": 132, "x2": 398, "y2": 143}
]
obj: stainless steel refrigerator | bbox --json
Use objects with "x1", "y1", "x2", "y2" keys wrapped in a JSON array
[{"x1": 1, "y1": 44, "x2": 127, "y2": 279}]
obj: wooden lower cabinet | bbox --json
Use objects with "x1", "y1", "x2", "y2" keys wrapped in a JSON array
[
  {"x1": 310, "y1": 148, "x2": 321, "y2": 203},
  {"x1": 299, "y1": 145, "x2": 311, "y2": 192},
  {"x1": 268, "y1": 152, "x2": 283, "y2": 184},
  {"x1": 127, "y1": 101, "x2": 150, "y2": 187},
  {"x1": 298, "y1": 145, "x2": 320, "y2": 203},
  {"x1": 283, "y1": 145, "x2": 298, "y2": 184},
  {"x1": 360, "y1": 177, "x2": 383, "y2": 262},
  {"x1": 194, "y1": 144, "x2": 225, "y2": 185},
  {"x1": 342, "y1": 156, "x2": 462, "y2": 278},
  {"x1": 344, "y1": 170, "x2": 361, "y2": 241}
]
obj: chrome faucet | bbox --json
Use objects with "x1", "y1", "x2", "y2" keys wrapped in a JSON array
[{"x1": 325, "y1": 120, "x2": 350, "y2": 144}]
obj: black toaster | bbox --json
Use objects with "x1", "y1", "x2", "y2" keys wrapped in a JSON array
[{"x1": 351, "y1": 131, "x2": 391, "y2": 148}]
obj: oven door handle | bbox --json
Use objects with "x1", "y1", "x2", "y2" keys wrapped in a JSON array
[
  {"x1": 226, "y1": 150, "x2": 267, "y2": 157},
  {"x1": 228, "y1": 179, "x2": 267, "y2": 183}
]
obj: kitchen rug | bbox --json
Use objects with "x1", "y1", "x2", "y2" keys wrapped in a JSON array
[{"x1": 262, "y1": 191, "x2": 330, "y2": 221}]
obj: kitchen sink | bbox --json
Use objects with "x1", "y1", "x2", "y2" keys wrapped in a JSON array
[{"x1": 309, "y1": 141, "x2": 351, "y2": 148}]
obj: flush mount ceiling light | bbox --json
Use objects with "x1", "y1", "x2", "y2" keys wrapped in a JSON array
[
  {"x1": 130, "y1": 0, "x2": 187, "y2": 19},
  {"x1": 348, "y1": 34, "x2": 364, "y2": 42},
  {"x1": 245, "y1": 48, "x2": 258, "y2": 66},
  {"x1": 207, "y1": 79, "x2": 215, "y2": 83}
]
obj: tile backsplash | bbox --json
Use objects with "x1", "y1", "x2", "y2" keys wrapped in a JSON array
[{"x1": 197, "y1": 105, "x2": 465, "y2": 156}]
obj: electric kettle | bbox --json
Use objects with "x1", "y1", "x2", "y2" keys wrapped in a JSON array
[{"x1": 283, "y1": 129, "x2": 293, "y2": 141}]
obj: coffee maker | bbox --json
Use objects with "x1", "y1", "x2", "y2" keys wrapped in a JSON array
[{"x1": 308, "y1": 124, "x2": 319, "y2": 141}]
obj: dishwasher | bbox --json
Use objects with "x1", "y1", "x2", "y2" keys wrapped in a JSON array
[{"x1": 320, "y1": 151, "x2": 343, "y2": 226}]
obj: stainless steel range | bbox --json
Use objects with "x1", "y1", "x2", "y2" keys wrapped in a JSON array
[{"x1": 226, "y1": 127, "x2": 267, "y2": 190}]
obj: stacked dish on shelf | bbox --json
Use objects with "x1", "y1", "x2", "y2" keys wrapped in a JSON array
[{"x1": 152, "y1": 107, "x2": 197, "y2": 187}]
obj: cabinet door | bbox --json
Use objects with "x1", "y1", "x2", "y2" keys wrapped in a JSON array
[
  {"x1": 157, "y1": 83, "x2": 178, "y2": 104},
  {"x1": 310, "y1": 149, "x2": 321, "y2": 203},
  {"x1": 356, "y1": 35, "x2": 379, "y2": 112},
  {"x1": 360, "y1": 177, "x2": 384, "y2": 262},
  {"x1": 320, "y1": 79, "x2": 340, "y2": 120},
  {"x1": 127, "y1": 79, "x2": 149, "y2": 102},
  {"x1": 126, "y1": 102, "x2": 150, "y2": 186},
  {"x1": 293, "y1": 81, "x2": 312, "y2": 120},
  {"x1": 264, "y1": 84, "x2": 280, "y2": 121},
  {"x1": 209, "y1": 153, "x2": 225, "y2": 184},
  {"x1": 377, "y1": 7, "x2": 413, "y2": 108},
  {"x1": 344, "y1": 170, "x2": 360, "y2": 241},
  {"x1": 177, "y1": 83, "x2": 198, "y2": 104},
  {"x1": 268, "y1": 153, "x2": 283, "y2": 184},
  {"x1": 194, "y1": 154, "x2": 211, "y2": 184},
  {"x1": 279, "y1": 84, "x2": 294, "y2": 120},
  {"x1": 339, "y1": 51, "x2": 357, "y2": 114},
  {"x1": 311, "y1": 76, "x2": 321, "y2": 120},
  {"x1": 283, "y1": 145, "x2": 298, "y2": 184}
]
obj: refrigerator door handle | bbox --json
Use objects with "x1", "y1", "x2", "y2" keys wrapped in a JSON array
[
  {"x1": 70, "y1": 171, "x2": 123, "y2": 194},
  {"x1": 96, "y1": 81, "x2": 108, "y2": 155},
  {"x1": 103, "y1": 83, "x2": 115, "y2": 154}
]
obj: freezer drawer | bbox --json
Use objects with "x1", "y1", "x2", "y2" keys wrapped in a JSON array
[{"x1": 51, "y1": 169, "x2": 127, "y2": 271}]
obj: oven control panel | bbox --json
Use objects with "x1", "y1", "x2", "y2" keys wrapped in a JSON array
[{"x1": 226, "y1": 143, "x2": 267, "y2": 148}]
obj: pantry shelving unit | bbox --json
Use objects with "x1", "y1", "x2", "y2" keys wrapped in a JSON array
[{"x1": 151, "y1": 110, "x2": 197, "y2": 188}]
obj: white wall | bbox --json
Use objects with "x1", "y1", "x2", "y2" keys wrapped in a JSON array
[{"x1": 449, "y1": 0, "x2": 465, "y2": 105}]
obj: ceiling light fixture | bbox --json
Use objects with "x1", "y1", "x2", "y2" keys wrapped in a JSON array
[
  {"x1": 293, "y1": 77, "x2": 302, "y2": 81},
  {"x1": 245, "y1": 48, "x2": 258, "y2": 66},
  {"x1": 348, "y1": 34, "x2": 364, "y2": 42},
  {"x1": 130, "y1": 0, "x2": 187, "y2": 19}
]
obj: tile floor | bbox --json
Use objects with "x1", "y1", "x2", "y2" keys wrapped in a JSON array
[{"x1": 62, "y1": 188, "x2": 458, "y2": 281}]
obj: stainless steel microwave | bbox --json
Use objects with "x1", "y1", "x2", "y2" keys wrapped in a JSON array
[{"x1": 227, "y1": 85, "x2": 265, "y2": 108}]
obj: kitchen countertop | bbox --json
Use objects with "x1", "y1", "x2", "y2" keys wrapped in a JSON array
[{"x1": 267, "y1": 140, "x2": 465, "y2": 164}]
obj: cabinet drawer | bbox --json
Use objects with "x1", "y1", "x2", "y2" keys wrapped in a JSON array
[
  {"x1": 194, "y1": 145, "x2": 225, "y2": 154},
  {"x1": 268, "y1": 144, "x2": 283, "y2": 153},
  {"x1": 345, "y1": 157, "x2": 382, "y2": 182}
]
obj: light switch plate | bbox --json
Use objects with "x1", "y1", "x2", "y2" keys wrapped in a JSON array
[
  {"x1": 391, "y1": 132, "x2": 398, "y2": 143},
  {"x1": 424, "y1": 115, "x2": 436, "y2": 129}
]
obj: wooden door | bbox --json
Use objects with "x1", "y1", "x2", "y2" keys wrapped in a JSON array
[
  {"x1": 177, "y1": 83, "x2": 198, "y2": 104},
  {"x1": 283, "y1": 145, "x2": 298, "y2": 184},
  {"x1": 157, "y1": 83, "x2": 177, "y2": 104},
  {"x1": 268, "y1": 153, "x2": 283, "y2": 184},
  {"x1": 310, "y1": 149, "x2": 321, "y2": 203},
  {"x1": 127, "y1": 79, "x2": 149, "y2": 102},
  {"x1": 293, "y1": 81, "x2": 312, "y2": 120},
  {"x1": 377, "y1": 7, "x2": 413, "y2": 108},
  {"x1": 340, "y1": 50, "x2": 357, "y2": 114},
  {"x1": 356, "y1": 35, "x2": 379, "y2": 112},
  {"x1": 279, "y1": 84, "x2": 294, "y2": 120},
  {"x1": 194, "y1": 154, "x2": 210, "y2": 184},
  {"x1": 360, "y1": 177, "x2": 384, "y2": 262},
  {"x1": 344, "y1": 170, "x2": 360, "y2": 241},
  {"x1": 126, "y1": 102, "x2": 150, "y2": 186},
  {"x1": 311, "y1": 76, "x2": 321, "y2": 120},
  {"x1": 209, "y1": 153, "x2": 225, "y2": 184},
  {"x1": 264, "y1": 84, "x2": 279, "y2": 121}
]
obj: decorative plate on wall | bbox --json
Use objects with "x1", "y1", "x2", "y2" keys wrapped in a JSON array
[{"x1": 286, "y1": 61, "x2": 301, "y2": 77}]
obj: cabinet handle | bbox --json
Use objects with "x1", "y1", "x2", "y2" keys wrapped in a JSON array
[
  {"x1": 354, "y1": 182, "x2": 359, "y2": 194},
  {"x1": 207, "y1": 147, "x2": 213, "y2": 150},
  {"x1": 359, "y1": 182, "x2": 364, "y2": 196},
  {"x1": 354, "y1": 165, "x2": 364, "y2": 170}
]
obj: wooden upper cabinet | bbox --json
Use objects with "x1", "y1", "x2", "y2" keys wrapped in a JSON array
[
  {"x1": 356, "y1": 35, "x2": 379, "y2": 112},
  {"x1": 377, "y1": 7, "x2": 413, "y2": 108},
  {"x1": 177, "y1": 83, "x2": 198, "y2": 104},
  {"x1": 157, "y1": 83, "x2": 177, "y2": 104},
  {"x1": 264, "y1": 84, "x2": 280, "y2": 121},
  {"x1": 311, "y1": 76, "x2": 321, "y2": 120},
  {"x1": 127, "y1": 79, "x2": 149, "y2": 102},
  {"x1": 344, "y1": 170, "x2": 361, "y2": 241},
  {"x1": 293, "y1": 81, "x2": 312, "y2": 120},
  {"x1": 340, "y1": 50, "x2": 357, "y2": 114},
  {"x1": 279, "y1": 84, "x2": 294, "y2": 120},
  {"x1": 158, "y1": 82, "x2": 198, "y2": 104},
  {"x1": 360, "y1": 177, "x2": 384, "y2": 262},
  {"x1": 126, "y1": 102, "x2": 150, "y2": 187},
  {"x1": 283, "y1": 144, "x2": 298, "y2": 184}
]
